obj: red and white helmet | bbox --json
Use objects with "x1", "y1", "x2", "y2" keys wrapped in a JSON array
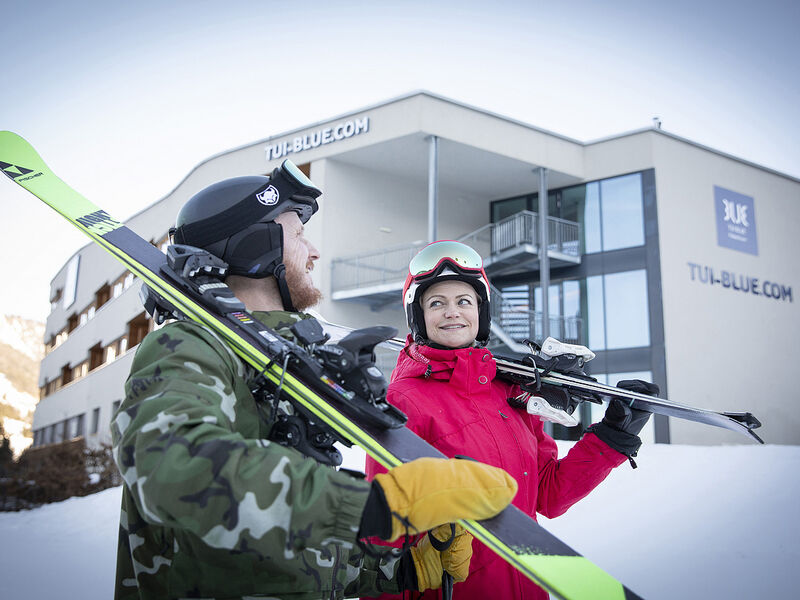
[{"x1": 402, "y1": 240, "x2": 492, "y2": 346}]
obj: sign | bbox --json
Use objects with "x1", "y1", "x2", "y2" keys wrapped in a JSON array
[
  {"x1": 687, "y1": 261, "x2": 793, "y2": 302},
  {"x1": 714, "y1": 185, "x2": 758, "y2": 255},
  {"x1": 265, "y1": 116, "x2": 370, "y2": 161}
]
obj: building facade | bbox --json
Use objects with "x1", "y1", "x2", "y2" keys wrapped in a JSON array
[{"x1": 32, "y1": 92, "x2": 800, "y2": 448}]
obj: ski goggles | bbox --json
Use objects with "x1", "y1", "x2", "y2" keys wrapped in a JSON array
[
  {"x1": 408, "y1": 240, "x2": 485, "y2": 281},
  {"x1": 279, "y1": 159, "x2": 321, "y2": 200}
]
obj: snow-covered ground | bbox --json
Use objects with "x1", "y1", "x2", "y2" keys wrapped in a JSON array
[{"x1": 0, "y1": 442, "x2": 797, "y2": 600}]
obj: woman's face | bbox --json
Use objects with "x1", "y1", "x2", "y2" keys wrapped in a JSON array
[{"x1": 420, "y1": 280, "x2": 480, "y2": 348}]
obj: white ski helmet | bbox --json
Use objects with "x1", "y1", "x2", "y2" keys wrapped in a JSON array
[{"x1": 403, "y1": 240, "x2": 492, "y2": 346}]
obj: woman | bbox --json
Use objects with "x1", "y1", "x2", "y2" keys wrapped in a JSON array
[{"x1": 365, "y1": 240, "x2": 654, "y2": 600}]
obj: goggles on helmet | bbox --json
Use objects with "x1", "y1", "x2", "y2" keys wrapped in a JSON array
[
  {"x1": 280, "y1": 159, "x2": 321, "y2": 200},
  {"x1": 403, "y1": 241, "x2": 492, "y2": 346},
  {"x1": 408, "y1": 240, "x2": 485, "y2": 281}
]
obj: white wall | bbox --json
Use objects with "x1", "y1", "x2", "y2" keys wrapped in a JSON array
[
  {"x1": 308, "y1": 157, "x2": 490, "y2": 335},
  {"x1": 33, "y1": 350, "x2": 134, "y2": 446},
  {"x1": 652, "y1": 135, "x2": 800, "y2": 444}
]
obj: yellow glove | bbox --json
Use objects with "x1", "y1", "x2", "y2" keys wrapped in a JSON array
[
  {"x1": 411, "y1": 524, "x2": 473, "y2": 590},
  {"x1": 373, "y1": 457, "x2": 517, "y2": 542}
]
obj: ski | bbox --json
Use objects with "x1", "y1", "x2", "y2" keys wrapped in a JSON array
[
  {"x1": 1, "y1": 131, "x2": 643, "y2": 600},
  {"x1": 318, "y1": 320, "x2": 764, "y2": 443},
  {"x1": 493, "y1": 356, "x2": 764, "y2": 443}
]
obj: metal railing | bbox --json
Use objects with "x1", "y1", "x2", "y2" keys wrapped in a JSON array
[
  {"x1": 486, "y1": 210, "x2": 580, "y2": 256},
  {"x1": 331, "y1": 241, "x2": 427, "y2": 293},
  {"x1": 489, "y1": 283, "x2": 583, "y2": 345},
  {"x1": 331, "y1": 212, "x2": 580, "y2": 295}
]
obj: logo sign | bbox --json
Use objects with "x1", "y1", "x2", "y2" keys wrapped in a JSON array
[
  {"x1": 265, "y1": 116, "x2": 370, "y2": 161},
  {"x1": 256, "y1": 185, "x2": 279, "y2": 206},
  {"x1": 0, "y1": 160, "x2": 42, "y2": 182},
  {"x1": 714, "y1": 186, "x2": 758, "y2": 255}
]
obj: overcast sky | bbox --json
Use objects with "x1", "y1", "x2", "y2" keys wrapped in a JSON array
[{"x1": 1, "y1": 0, "x2": 797, "y2": 322}]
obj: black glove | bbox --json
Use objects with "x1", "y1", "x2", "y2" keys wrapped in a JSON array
[{"x1": 586, "y1": 379, "x2": 658, "y2": 464}]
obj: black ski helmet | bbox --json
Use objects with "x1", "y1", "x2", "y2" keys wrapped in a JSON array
[
  {"x1": 403, "y1": 240, "x2": 492, "y2": 347},
  {"x1": 170, "y1": 159, "x2": 321, "y2": 311}
]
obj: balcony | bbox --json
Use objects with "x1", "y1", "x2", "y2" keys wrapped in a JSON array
[
  {"x1": 331, "y1": 211, "x2": 581, "y2": 308},
  {"x1": 330, "y1": 211, "x2": 585, "y2": 351},
  {"x1": 459, "y1": 210, "x2": 581, "y2": 277}
]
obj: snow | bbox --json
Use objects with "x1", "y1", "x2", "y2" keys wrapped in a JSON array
[
  {"x1": 0, "y1": 442, "x2": 797, "y2": 600},
  {"x1": 0, "y1": 315, "x2": 44, "y2": 362}
]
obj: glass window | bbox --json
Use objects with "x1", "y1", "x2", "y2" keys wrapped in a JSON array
[
  {"x1": 74, "y1": 414, "x2": 85, "y2": 437},
  {"x1": 583, "y1": 182, "x2": 602, "y2": 254},
  {"x1": 604, "y1": 270, "x2": 650, "y2": 349},
  {"x1": 586, "y1": 275, "x2": 605, "y2": 349},
  {"x1": 491, "y1": 196, "x2": 529, "y2": 223},
  {"x1": 562, "y1": 280, "x2": 581, "y2": 342},
  {"x1": 586, "y1": 270, "x2": 649, "y2": 350},
  {"x1": 91, "y1": 408, "x2": 100, "y2": 434},
  {"x1": 600, "y1": 173, "x2": 644, "y2": 251}
]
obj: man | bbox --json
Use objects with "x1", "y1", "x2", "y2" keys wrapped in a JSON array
[{"x1": 111, "y1": 160, "x2": 517, "y2": 600}]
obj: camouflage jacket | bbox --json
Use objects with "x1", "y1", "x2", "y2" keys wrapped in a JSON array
[{"x1": 111, "y1": 311, "x2": 404, "y2": 600}]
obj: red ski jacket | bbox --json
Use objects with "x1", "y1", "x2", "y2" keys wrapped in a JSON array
[{"x1": 364, "y1": 338, "x2": 627, "y2": 600}]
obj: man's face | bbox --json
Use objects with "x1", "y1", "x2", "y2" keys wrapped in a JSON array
[{"x1": 274, "y1": 211, "x2": 322, "y2": 311}]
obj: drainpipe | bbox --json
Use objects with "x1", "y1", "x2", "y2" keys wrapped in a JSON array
[
  {"x1": 538, "y1": 167, "x2": 550, "y2": 341},
  {"x1": 427, "y1": 135, "x2": 438, "y2": 243}
]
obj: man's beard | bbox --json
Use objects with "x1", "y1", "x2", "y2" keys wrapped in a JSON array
[{"x1": 285, "y1": 262, "x2": 322, "y2": 311}]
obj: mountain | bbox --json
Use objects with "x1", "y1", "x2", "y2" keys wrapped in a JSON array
[{"x1": 0, "y1": 314, "x2": 45, "y2": 456}]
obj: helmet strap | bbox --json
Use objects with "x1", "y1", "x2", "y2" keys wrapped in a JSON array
[{"x1": 272, "y1": 263, "x2": 297, "y2": 312}]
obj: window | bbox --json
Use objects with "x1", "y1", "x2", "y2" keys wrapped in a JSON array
[
  {"x1": 95, "y1": 284, "x2": 111, "y2": 309},
  {"x1": 491, "y1": 195, "x2": 529, "y2": 223},
  {"x1": 91, "y1": 408, "x2": 100, "y2": 434},
  {"x1": 89, "y1": 343, "x2": 104, "y2": 371},
  {"x1": 490, "y1": 172, "x2": 645, "y2": 256},
  {"x1": 113, "y1": 282, "x2": 123, "y2": 298},
  {"x1": 61, "y1": 364, "x2": 73, "y2": 386},
  {"x1": 74, "y1": 414, "x2": 85, "y2": 437},
  {"x1": 583, "y1": 182, "x2": 602, "y2": 253},
  {"x1": 127, "y1": 312, "x2": 150, "y2": 348},
  {"x1": 600, "y1": 174, "x2": 645, "y2": 251},
  {"x1": 587, "y1": 270, "x2": 650, "y2": 350}
]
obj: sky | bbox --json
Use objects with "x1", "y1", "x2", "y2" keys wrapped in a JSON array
[
  {"x1": 1, "y1": 441, "x2": 797, "y2": 599},
  {"x1": 1, "y1": 0, "x2": 798, "y2": 322}
]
